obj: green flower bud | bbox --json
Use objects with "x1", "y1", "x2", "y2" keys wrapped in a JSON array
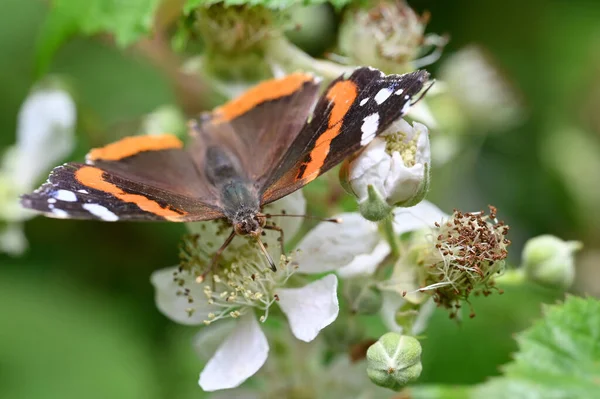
[
  {"x1": 522, "y1": 235, "x2": 582, "y2": 290},
  {"x1": 366, "y1": 333, "x2": 422, "y2": 390},
  {"x1": 193, "y1": 5, "x2": 274, "y2": 82},
  {"x1": 359, "y1": 185, "x2": 393, "y2": 222}
]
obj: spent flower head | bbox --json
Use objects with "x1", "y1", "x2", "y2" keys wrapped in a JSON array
[
  {"x1": 417, "y1": 206, "x2": 510, "y2": 316},
  {"x1": 338, "y1": 0, "x2": 447, "y2": 73}
]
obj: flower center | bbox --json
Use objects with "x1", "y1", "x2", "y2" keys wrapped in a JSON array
[
  {"x1": 178, "y1": 234, "x2": 297, "y2": 325},
  {"x1": 384, "y1": 129, "x2": 420, "y2": 167}
]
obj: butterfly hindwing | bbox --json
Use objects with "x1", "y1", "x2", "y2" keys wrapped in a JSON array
[
  {"x1": 261, "y1": 67, "x2": 430, "y2": 204},
  {"x1": 191, "y1": 73, "x2": 321, "y2": 186}
]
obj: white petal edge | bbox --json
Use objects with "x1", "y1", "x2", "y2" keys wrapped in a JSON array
[
  {"x1": 15, "y1": 88, "x2": 76, "y2": 190},
  {"x1": 337, "y1": 241, "x2": 390, "y2": 278},
  {"x1": 150, "y1": 267, "x2": 217, "y2": 325},
  {"x1": 199, "y1": 313, "x2": 268, "y2": 391},
  {"x1": 193, "y1": 320, "x2": 236, "y2": 362},
  {"x1": 379, "y1": 291, "x2": 406, "y2": 333},
  {"x1": 392, "y1": 200, "x2": 449, "y2": 235},
  {"x1": 294, "y1": 213, "x2": 380, "y2": 274},
  {"x1": 277, "y1": 274, "x2": 339, "y2": 342}
]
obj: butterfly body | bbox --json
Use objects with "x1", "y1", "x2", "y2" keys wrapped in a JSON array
[{"x1": 21, "y1": 67, "x2": 430, "y2": 249}]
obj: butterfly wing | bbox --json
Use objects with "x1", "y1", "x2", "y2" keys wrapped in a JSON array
[
  {"x1": 21, "y1": 135, "x2": 225, "y2": 222},
  {"x1": 261, "y1": 67, "x2": 430, "y2": 204},
  {"x1": 190, "y1": 73, "x2": 322, "y2": 187}
]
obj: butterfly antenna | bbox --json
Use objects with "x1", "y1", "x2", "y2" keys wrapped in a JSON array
[
  {"x1": 410, "y1": 79, "x2": 435, "y2": 106},
  {"x1": 265, "y1": 214, "x2": 342, "y2": 224},
  {"x1": 255, "y1": 237, "x2": 278, "y2": 272}
]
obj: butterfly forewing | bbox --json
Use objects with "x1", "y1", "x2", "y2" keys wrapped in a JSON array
[
  {"x1": 21, "y1": 135, "x2": 225, "y2": 222},
  {"x1": 261, "y1": 67, "x2": 430, "y2": 204}
]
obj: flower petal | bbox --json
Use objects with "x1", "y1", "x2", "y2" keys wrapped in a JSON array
[
  {"x1": 337, "y1": 241, "x2": 390, "y2": 278},
  {"x1": 294, "y1": 213, "x2": 380, "y2": 274},
  {"x1": 392, "y1": 200, "x2": 448, "y2": 235},
  {"x1": 277, "y1": 274, "x2": 339, "y2": 342},
  {"x1": 347, "y1": 138, "x2": 391, "y2": 202},
  {"x1": 380, "y1": 292, "x2": 406, "y2": 333},
  {"x1": 199, "y1": 313, "x2": 268, "y2": 391},
  {"x1": 150, "y1": 267, "x2": 218, "y2": 325},
  {"x1": 13, "y1": 87, "x2": 76, "y2": 190},
  {"x1": 193, "y1": 320, "x2": 236, "y2": 362}
]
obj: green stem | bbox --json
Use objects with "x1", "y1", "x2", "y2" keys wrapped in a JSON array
[
  {"x1": 381, "y1": 216, "x2": 401, "y2": 259},
  {"x1": 264, "y1": 35, "x2": 354, "y2": 79}
]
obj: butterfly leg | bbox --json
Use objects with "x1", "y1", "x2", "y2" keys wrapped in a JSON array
[
  {"x1": 263, "y1": 224, "x2": 285, "y2": 259},
  {"x1": 199, "y1": 229, "x2": 236, "y2": 281}
]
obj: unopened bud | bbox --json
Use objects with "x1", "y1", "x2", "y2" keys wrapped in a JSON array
[
  {"x1": 522, "y1": 235, "x2": 582, "y2": 290},
  {"x1": 366, "y1": 333, "x2": 422, "y2": 390}
]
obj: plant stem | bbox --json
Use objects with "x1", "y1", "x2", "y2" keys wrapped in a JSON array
[{"x1": 381, "y1": 216, "x2": 401, "y2": 259}]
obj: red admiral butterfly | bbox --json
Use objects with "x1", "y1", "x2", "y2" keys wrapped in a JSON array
[{"x1": 21, "y1": 67, "x2": 429, "y2": 270}]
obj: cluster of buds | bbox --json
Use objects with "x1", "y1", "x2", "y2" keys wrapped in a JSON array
[{"x1": 418, "y1": 206, "x2": 510, "y2": 317}]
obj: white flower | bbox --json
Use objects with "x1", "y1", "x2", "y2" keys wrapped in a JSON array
[
  {"x1": 296, "y1": 200, "x2": 448, "y2": 333},
  {"x1": 341, "y1": 119, "x2": 431, "y2": 221},
  {"x1": 0, "y1": 85, "x2": 76, "y2": 254},
  {"x1": 151, "y1": 190, "x2": 340, "y2": 391}
]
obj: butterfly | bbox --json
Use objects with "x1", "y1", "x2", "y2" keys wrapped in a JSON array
[{"x1": 21, "y1": 67, "x2": 430, "y2": 271}]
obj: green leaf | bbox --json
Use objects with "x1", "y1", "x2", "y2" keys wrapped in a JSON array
[
  {"x1": 183, "y1": 0, "x2": 352, "y2": 14},
  {"x1": 475, "y1": 296, "x2": 600, "y2": 398},
  {"x1": 35, "y1": 0, "x2": 160, "y2": 76},
  {"x1": 407, "y1": 296, "x2": 600, "y2": 399}
]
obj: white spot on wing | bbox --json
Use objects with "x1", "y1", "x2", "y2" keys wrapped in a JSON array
[
  {"x1": 394, "y1": 88, "x2": 404, "y2": 95},
  {"x1": 51, "y1": 208, "x2": 69, "y2": 218},
  {"x1": 54, "y1": 189, "x2": 77, "y2": 202},
  {"x1": 360, "y1": 113, "x2": 380, "y2": 146},
  {"x1": 83, "y1": 203, "x2": 119, "y2": 221},
  {"x1": 360, "y1": 98, "x2": 369, "y2": 106},
  {"x1": 374, "y1": 88, "x2": 393, "y2": 104},
  {"x1": 77, "y1": 189, "x2": 89, "y2": 194},
  {"x1": 47, "y1": 198, "x2": 57, "y2": 204}
]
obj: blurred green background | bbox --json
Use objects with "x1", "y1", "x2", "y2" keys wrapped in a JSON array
[{"x1": 1, "y1": 0, "x2": 599, "y2": 398}]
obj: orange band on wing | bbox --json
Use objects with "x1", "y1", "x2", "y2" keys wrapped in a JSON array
[
  {"x1": 212, "y1": 73, "x2": 315, "y2": 123},
  {"x1": 74, "y1": 166, "x2": 187, "y2": 220},
  {"x1": 87, "y1": 135, "x2": 183, "y2": 162},
  {"x1": 298, "y1": 80, "x2": 358, "y2": 182}
]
